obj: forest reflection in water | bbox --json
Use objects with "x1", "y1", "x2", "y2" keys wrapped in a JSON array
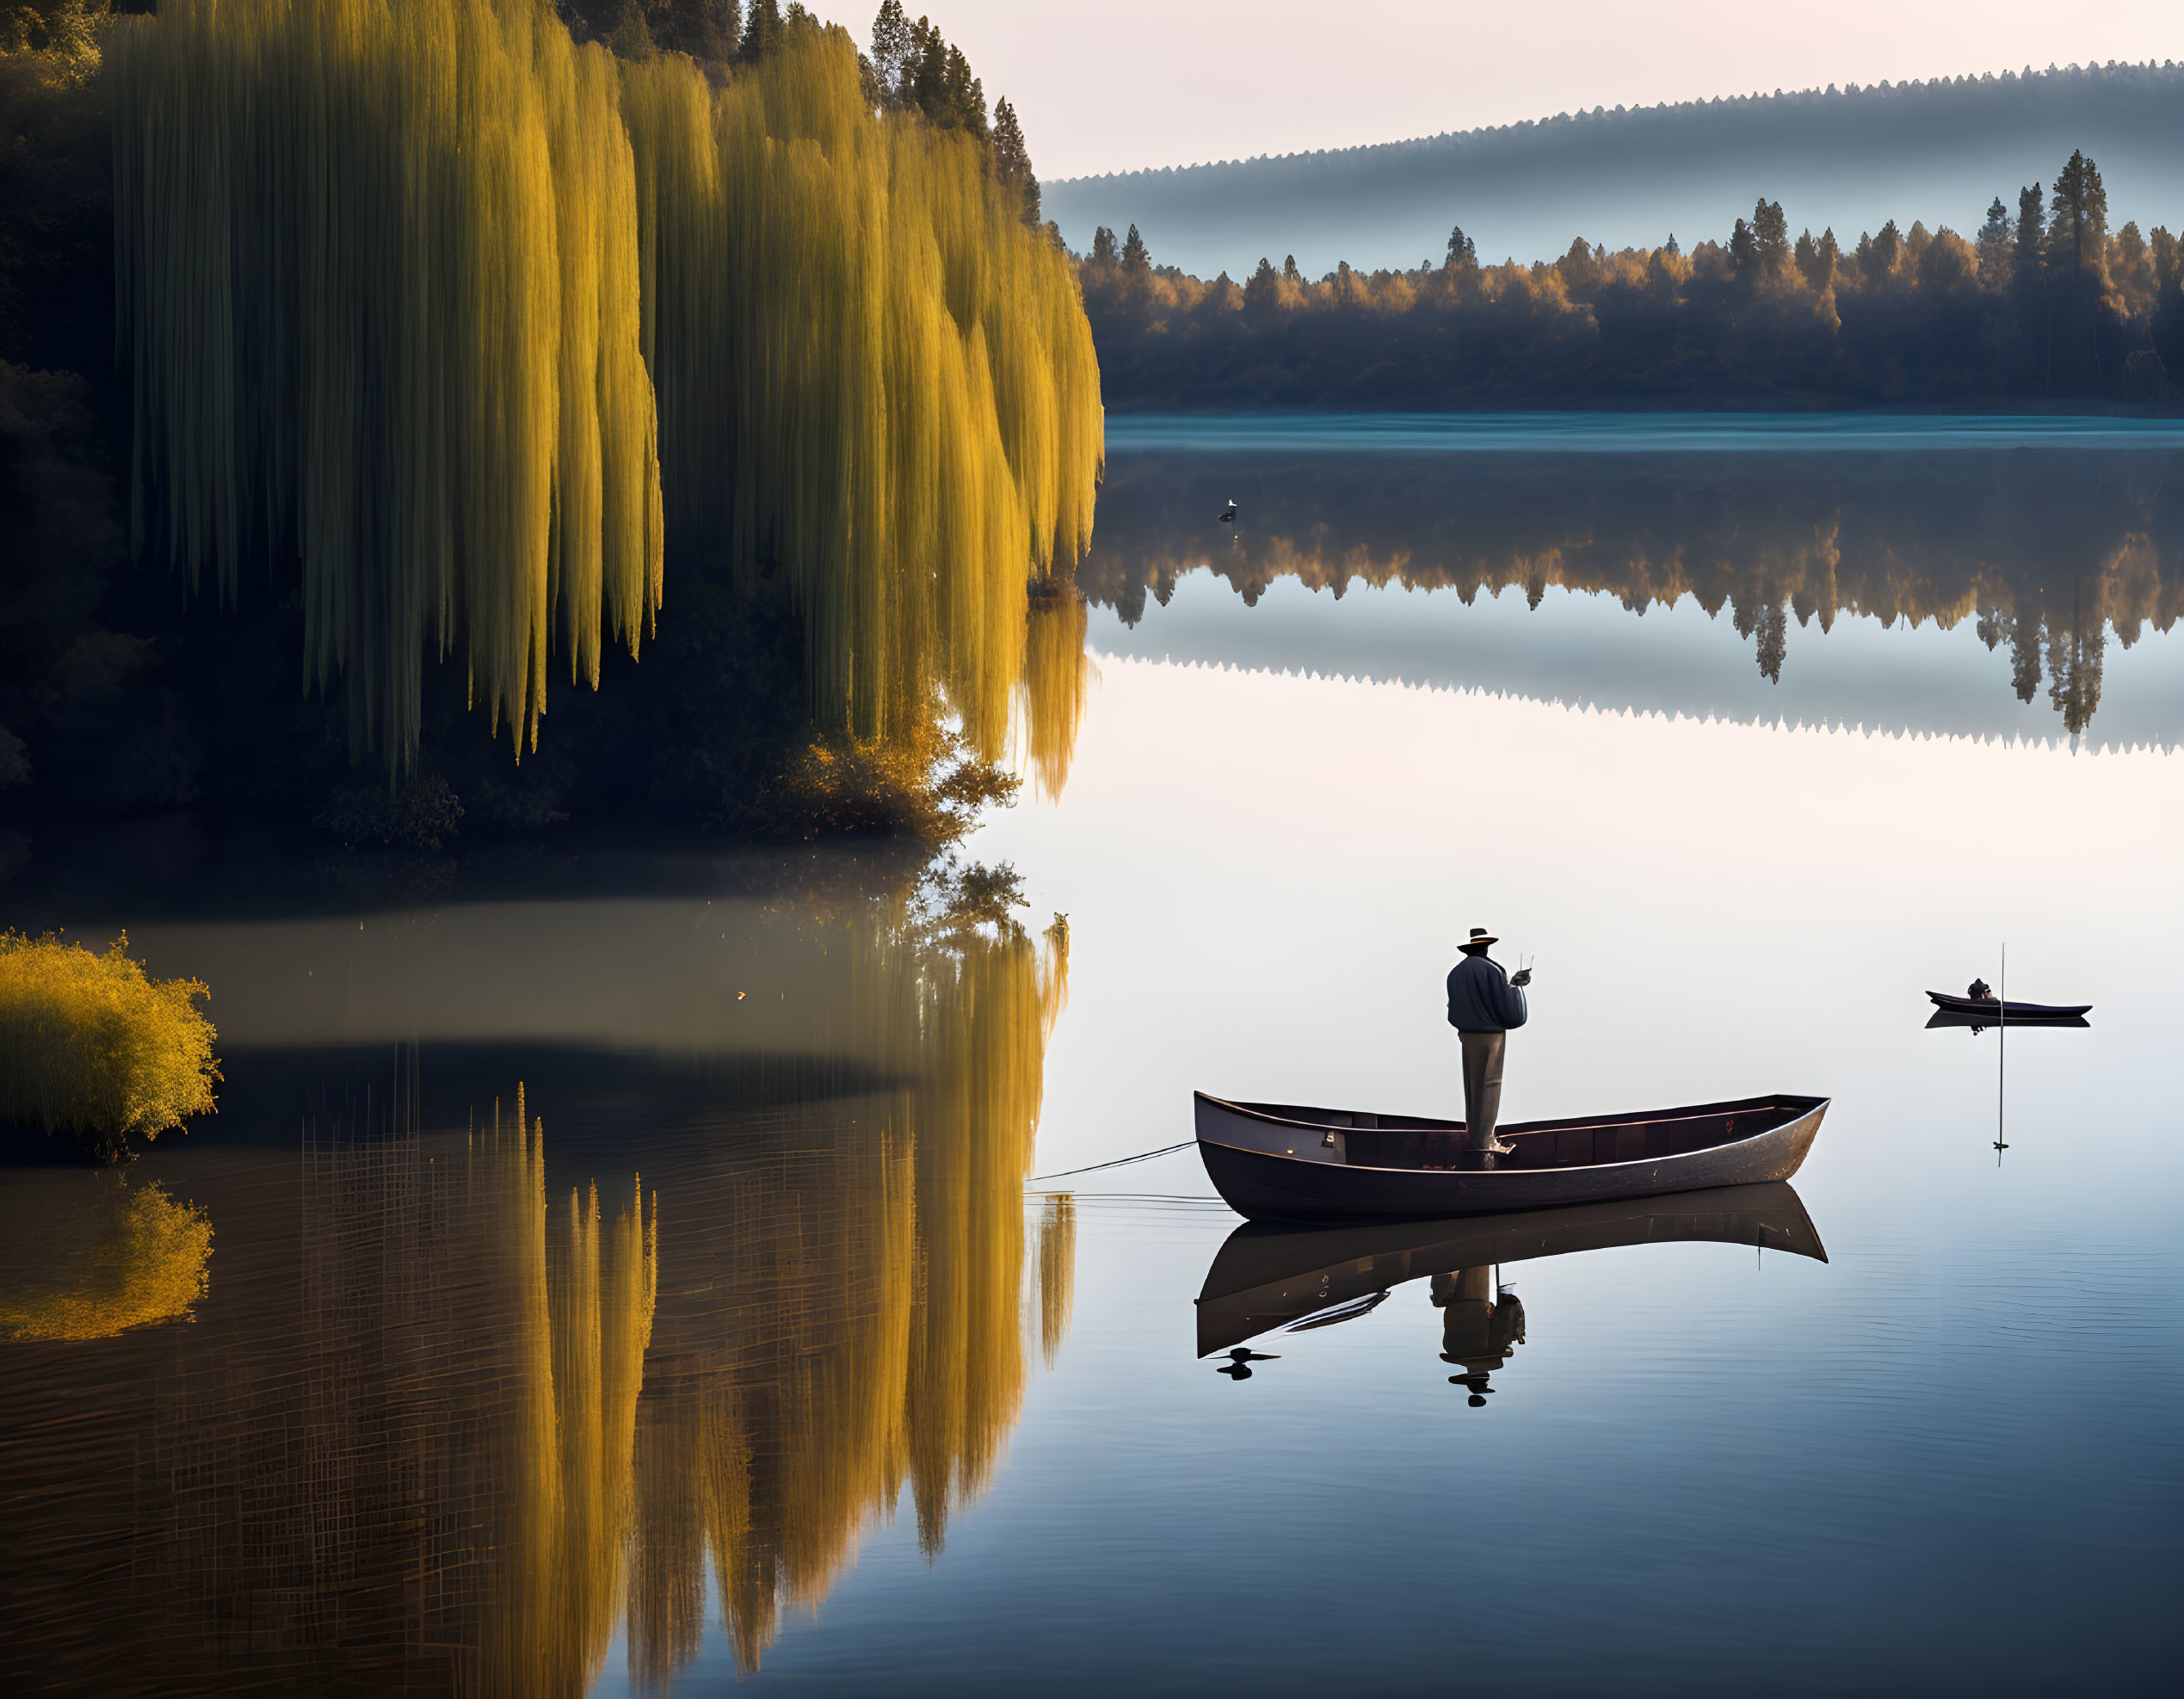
[
  {"x1": 0, "y1": 902, "x2": 1075, "y2": 1695},
  {"x1": 1075, "y1": 438, "x2": 2184, "y2": 738}
]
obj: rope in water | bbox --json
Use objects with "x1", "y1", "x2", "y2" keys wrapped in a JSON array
[{"x1": 1025, "y1": 1140, "x2": 1194, "y2": 1183}]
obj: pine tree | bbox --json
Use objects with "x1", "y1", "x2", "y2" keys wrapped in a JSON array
[
  {"x1": 2014, "y1": 182, "x2": 2046, "y2": 279},
  {"x1": 2153, "y1": 226, "x2": 2181, "y2": 296},
  {"x1": 1866, "y1": 220, "x2": 1903, "y2": 281},
  {"x1": 909, "y1": 19, "x2": 947, "y2": 119},
  {"x1": 1120, "y1": 224, "x2": 1149, "y2": 275},
  {"x1": 1244, "y1": 256, "x2": 1280, "y2": 314},
  {"x1": 2047, "y1": 150, "x2": 2108, "y2": 272},
  {"x1": 1753, "y1": 198, "x2": 1790, "y2": 280},
  {"x1": 1976, "y1": 196, "x2": 2013, "y2": 284},
  {"x1": 941, "y1": 44, "x2": 986, "y2": 139},
  {"x1": 1445, "y1": 225, "x2": 1477, "y2": 269},
  {"x1": 1089, "y1": 226, "x2": 1118, "y2": 269},
  {"x1": 1730, "y1": 217, "x2": 1758, "y2": 281},
  {"x1": 1282, "y1": 254, "x2": 1301, "y2": 282},
  {"x1": 738, "y1": 0, "x2": 780, "y2": 62},
  {"x1": 645, "y1": 0, "x2": 739, "y2": 63},
  {"x1": 990, "y1": 98, "x2": 1040, "y2": 226},
  {"x1": 868, "y1": 0, "x2": 910, "y2": 106}
]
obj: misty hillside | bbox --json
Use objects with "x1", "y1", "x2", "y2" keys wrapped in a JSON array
[{"x1": 1047, "y1": 63, "x2": 2184, "y2": 279}]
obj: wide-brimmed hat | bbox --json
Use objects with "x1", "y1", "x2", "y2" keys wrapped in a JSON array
[{"x1": 1463, "y1": 926, "x2": 1498, "y2": 948}]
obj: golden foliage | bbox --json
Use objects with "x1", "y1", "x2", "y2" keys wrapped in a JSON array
[
  {"x1": 1034, "y1": 1191, "x2": 1077, "y2": 1369},
  {"x1": 111, "y1": 0, "x2": 665, "y2": 769},
  {"x1": 0, "y1": 930, "x2": 219, "y2": 1152},
  {"x1": 470, "y1": 1095, "x2": 659, "y2": 1698},
  {"x1": 620, "y1": 28, "x2": 1104, "y2": 759},
  {"x1": 1016, "y1": 590, "x2": 1095, "y2": 800},
  {"x1": 0, "y1": 1171, "x2": 213, "y2": 1341},
  {"x1": 630, "y1": 916, "x2": 1073, "y2": 1677},
  {"x1": 109, "y1": 6, "x2": 1103, "y2": 782}
]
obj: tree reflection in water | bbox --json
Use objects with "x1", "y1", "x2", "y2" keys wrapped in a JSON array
[
  {"x1": 631, "y1": 918, "x2": 1072, "y2": 1680},
  {"x1": 1077, "y1": 448, "x2": 2184, "y2": 737},
  {"x1": 0, "y1": 911, "x2": 1076, "y2": 1694},
  {"x1": 0, "y1": 1171, "x2": 213, "y2": 1342},
  {"x1": 137, "y1": 1097, "x2": 657, "y2": 1698}
]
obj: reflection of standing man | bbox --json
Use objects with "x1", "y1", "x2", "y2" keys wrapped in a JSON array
[
  {"x1": 1447, "y1": 926, "x2": 1530, "y2": 1161},
  {"x1": 1432, "y1": 1266, "x2": 1527, "y2": 1406}
]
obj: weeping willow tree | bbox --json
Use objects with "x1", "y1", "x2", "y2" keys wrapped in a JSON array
[
  {"x1": 619, "y1": 26, "x2": 1103, "y2": 762},
  {"x1": 109, "y1": 5, "x2": 1099, "y2": 793},
  {"x1": 110, "y1": 0, "x2": 665, "y2": 769}
]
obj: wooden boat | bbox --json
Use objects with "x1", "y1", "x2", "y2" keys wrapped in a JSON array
[
  {"x1": 1196, "y1": 1180, "x2": 1826, "y2": 1356},
  {"x1": 1194, "y1": 1090, "x2": 1827, "y2": 1224},
  {"x1": 1927, "y1": 991, "x2": 2091, "y2": 1019},
  {"x1": 1925, "y1": 1008, "x2": 2087, "y2": 1031}
]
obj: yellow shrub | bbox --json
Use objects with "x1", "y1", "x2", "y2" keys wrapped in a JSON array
[
  {"x1": 0, "y1": 1171, "x2": 213, "y2": 1341},
  {"x1": 0, "y1": 930, "x2": 220, "y2": 1155}
]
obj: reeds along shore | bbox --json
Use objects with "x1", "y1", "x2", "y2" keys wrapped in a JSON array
[{"x1": 108, "y1": 4, "x2": 1104, "y2": 775}]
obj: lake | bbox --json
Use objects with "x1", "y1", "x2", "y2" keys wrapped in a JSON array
[{"x1": 3, "y1": 416, "x2": 2180, "y2": 1695}]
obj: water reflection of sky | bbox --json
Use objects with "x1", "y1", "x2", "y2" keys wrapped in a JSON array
[{"x1": 4, "y1": 421, "x2": 2181, "y2": 1693}]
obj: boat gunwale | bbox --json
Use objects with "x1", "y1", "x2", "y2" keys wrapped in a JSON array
[
  {"x1": 1925, "y1": 991, "x2": 2091, "y2": 1016},
  {"x1": 1194, "y1": 1090, "x2": 1824, "y2": 1178}
]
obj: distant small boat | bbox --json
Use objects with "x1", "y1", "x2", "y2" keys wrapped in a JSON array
[
  {"x1": 1194, "y1": 1091, "x2": 1827, "y2": 1224},
  {"x1": 1926, "y1": 991, "x2": 2091, "y2": 1019}
]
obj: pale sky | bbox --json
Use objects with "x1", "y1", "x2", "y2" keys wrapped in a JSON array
[{"x1": 801, "y1": 1, "x2": 2183, "y2": 181}]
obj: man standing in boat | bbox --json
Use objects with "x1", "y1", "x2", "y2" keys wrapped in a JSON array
[{"x1": 1447, "y1": 927, "x2": 1531, "y2": 1164}]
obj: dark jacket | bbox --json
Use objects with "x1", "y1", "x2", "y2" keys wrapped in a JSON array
[{"x1": 1447, "y1": 955, "x2": 1528, "y2": 1034}]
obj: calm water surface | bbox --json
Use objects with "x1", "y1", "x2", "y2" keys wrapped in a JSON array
[{"x1": 3, "y1": 417, "x2": 2180, "y2": 1694}]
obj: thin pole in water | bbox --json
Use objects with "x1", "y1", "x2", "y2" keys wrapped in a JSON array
[{"x1": 1996, "y1": 942, "x2": 2008, "y2": 1161}]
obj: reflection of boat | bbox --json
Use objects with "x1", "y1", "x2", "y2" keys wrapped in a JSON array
[
  {"x1": 1194, "y1": 1092, "x2": 1827, "y2": 1223},
  {"x1": 1195, "y1": 1181, "x2": 1827, "y2": 1356},
  {"x1": 1927, "y1": 992, "x2": 2092, "y2": 1019}
]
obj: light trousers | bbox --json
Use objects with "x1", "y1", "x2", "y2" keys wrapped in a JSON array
[{"x1": 1459, "y1": 1029, "x2": 1506, "y2": 1152}]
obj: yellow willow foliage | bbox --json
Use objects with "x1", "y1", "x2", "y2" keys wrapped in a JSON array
[
  {"x1": 700, "y1": 1128, "x2": 918, "y2": 1670},
  {"x1": 0, "y1": 930, "x2": 219, "y2": 1148},
  {"x1": 620, "y1": 29, "x2": 1104, "y2": 758},
  {"x1": 627, "y1": 917, "x2": 1072, "y2": 1678},
  {"x1": 473, "y1": 1095, "x2": 659, "y2": 1699},
  {"x1": 1016, "y1": 591, "x2": 1095, "y2": 800},
  {"x1": 1034, "y1": 1191, "x2": 1077, "y2": 1369},
  {"x1": 0, "y1": 1172, "x2": 213, "y2": 1341},
  {"x1": 111, "y1": 0, "x2": 664, "y2": 769},
  {"x1": 903, "y1": 926, "x2": 1059, "y2": 1555}
]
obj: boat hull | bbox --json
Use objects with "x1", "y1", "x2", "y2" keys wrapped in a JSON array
[
  {"x1": 1194, "y1": 1093, "x2": 1827, "y2": 1223},
  {"x1": 1927, "y1": 992, "x2": 2091, "y2": 1018}
]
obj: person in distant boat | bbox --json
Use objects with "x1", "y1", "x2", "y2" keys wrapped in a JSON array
[
  {"x1": 1967, "y1": 978, "x2": 1996, "y2": 1001},
  {"x1": 1447, "y1": 926, "x2": 1531, "y2": 1163}
]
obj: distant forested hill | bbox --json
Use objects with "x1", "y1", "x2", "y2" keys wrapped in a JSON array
[{"x1": 1047, "y1": 63, "x2": 2184, "y2": 278}]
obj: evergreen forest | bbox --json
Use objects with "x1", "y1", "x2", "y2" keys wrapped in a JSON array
[{"x1": 1082, "y1": 165, "x2": 2184, "y2": 409}]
